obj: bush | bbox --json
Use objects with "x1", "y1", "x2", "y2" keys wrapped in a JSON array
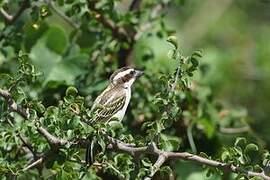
[{"x1": 0, "y1": 1, "x2": 269, "y2": 179}]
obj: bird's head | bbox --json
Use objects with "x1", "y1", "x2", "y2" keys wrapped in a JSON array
[{"x1": 109, "y1": 67, "x2": 143, "y2": 88}]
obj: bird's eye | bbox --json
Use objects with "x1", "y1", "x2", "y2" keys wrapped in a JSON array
[{"x1": 130, "y1": 70, "x2": 135, "y2": 75}]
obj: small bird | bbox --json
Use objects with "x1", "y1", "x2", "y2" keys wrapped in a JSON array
[
  {"x1": 88, "y1": 67, "x2": 143, "y2": 124},
  {"x1": 85, "y1": 67, "x2": 143, "y2": 164}
]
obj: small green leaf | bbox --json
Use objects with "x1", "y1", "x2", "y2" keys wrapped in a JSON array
[
  {"x1": 35, "y1": 102, "x2": 45, "y2": 113},
  {"x1": 192, "y1": 49, "x2": 203, "y2": 58},
  {"x1": 66, "y1": 86, "x2": 78, "y2": 96},
  {"x1": 190, "y1": 57, "x2": 199, "y2": 67},
  {"x1": 221, "y1": 151, "x2": 230, "y2": 162},
  {"x1": 234, "y1": 137, "x2": 246, "y2": 147},
  {"x1": 108, "y1": 121, "x2": 123, "y2": 130},
  {"x1": 245, "y1": 143, "x2": 259, "y2": 153},
  {"x1": 167, "y1": 36, "x2": 178, "y2": 49},
  {"x1": 199, "y1": 152, "x2": 209, "y2": 159},
  {"x1": 160, "y1": 133, "x2": 181, "y2": 151},
  {"x1": 141, "y1": 158, "x2": 152, "y2": 167},
  {"x1": 97, "y1": 136, "x2": 106, "y2": 153},
  {"x1": 167, "y1": 49, "x2": 176, "y2": 59}
]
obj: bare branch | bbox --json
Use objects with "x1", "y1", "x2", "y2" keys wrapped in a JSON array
[
  {"x1": 145, "y1": 153, "x2": 167, "y2": 180},
  {"x1": 37, "y1": 126, "x2": 68, "y2": 147},
  {"x1": 219, "y1": 126, "x2": 250, "y2": 134},
  {"x1": 23, "y1": 157, "x2": 43, "y2": 171},
  {"x1": 106, "y1": 136, "x2": 270, "y2": 180},
  {"x1": 0, "y1": 0, "x2": 30, "y2": 24},
  {"x1": 0, "y1": 88, "x2": 29, "y2": 119}
]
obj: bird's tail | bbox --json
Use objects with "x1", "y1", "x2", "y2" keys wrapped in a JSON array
[{"x1": 85, "y1": 136, "x2": 97, "y2": 165}]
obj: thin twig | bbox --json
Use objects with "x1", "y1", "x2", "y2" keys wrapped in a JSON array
[
  {"x1": 0, "y1": 0, "x2": 30, "y2": 24},
  {"x1": 45, "y1": 0, "x2": 79, "y2": 29},
  {"x1": 87, "y1": 1, "x2": 128, "y2": 41},
  {"x1": 170, "y1": 66, "x2": 180, "y2": 92},
  {"x1": 219, "y1": 126, "x2": 250, "y2": 134},
  {"x1": 23, "y1": 157, "x2": 43, "y2": 171}
]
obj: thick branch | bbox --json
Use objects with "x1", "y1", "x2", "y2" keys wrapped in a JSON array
[
  {"x1": 0, "y1": 0, "x2": 30, "y2": 24},
  {"x1": 37, "y1": 126, "x2": 68, "y2": 147},
  {"x1": 0, "y1": 88, "x2": 29, "y2": 119},
  {"x1": 107, "y1": 137, "x2": 270, "y2": 180}
]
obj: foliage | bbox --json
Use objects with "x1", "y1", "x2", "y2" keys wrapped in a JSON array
[{"x1": 0, "y1": 0, "x2": 270, "y2": 179}]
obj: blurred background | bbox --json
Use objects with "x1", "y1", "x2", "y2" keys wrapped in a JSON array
[
  {"x1": 1, "y1": 0, "x2": 270, "y2": 179},
  {"x1": 167, "y1": 0, "x2": 270, "y2": 145},
  {"x1": 164, "y1": 0, "x2": 270, "y2": 178}
]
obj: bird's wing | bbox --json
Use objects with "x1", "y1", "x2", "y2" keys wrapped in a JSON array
[{"x1": 89, "y1": 86, "x2": 126, "y2": 123}]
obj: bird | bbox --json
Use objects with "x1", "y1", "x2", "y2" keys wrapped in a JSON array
[{"x1": 85, "y1": 67, "x2": 144, "y2": 164}]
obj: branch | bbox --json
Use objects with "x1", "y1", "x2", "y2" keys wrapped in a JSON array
[
  {"x1": 134, "y1": 3, "x2": 167, "y2": 40},
  {"x1": 0, "y1": 88, "x2": 29, "y2": 119},
  {"x1": 36, "y1": 126, "x2": 68, "y2": 147},
  {"x1": 107, "y1": 137, "x2": 270, "y2": 180},
  {"x1": 23, "y1": 157, "x2": 43, "y2": 171},
  {"x1": 17, "y1": 133, "x2": 36, "y2": 157},
  {"x1": 219, "y1": 126, "x2": 250, "y2": 134},
  {"x1": 0, "y1": 0, "x2": 30, "y2": 24},
  {"x1": 45, "y1": 0, "x2": 79, "y2": 29},
  {"x1": 129, "y1": 0, "x2": 142, "y2": 11},
  {"x1": 87, "y1": 1, "x2": 128, "y2": 41}
]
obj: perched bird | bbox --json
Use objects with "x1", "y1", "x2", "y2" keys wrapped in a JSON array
[
  {"x1": 85, "y1": 67, "x2": 143, "y2": 164},
  {"x1": 88, "y1": 67, "x2": 143, "y2": 124}
]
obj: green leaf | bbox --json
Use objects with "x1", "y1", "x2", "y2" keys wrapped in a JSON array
[
  {"x1": 30, "y1": 37, "x2": 88, "y2": 85},
  {"x1": 221, "y1": 151, "x2": 230, "y2": 162},
  {"x1": 190, "y1": 57, "x2": 199, "y2": 67},
  {"x1": 192, "y1": 49, "x2": 203, "y2": 58},
  {"x1": 199, "y1": 152, "x2": 209, "y2": 159},
  {"x1": 97, "y1": 136, "x2": 106, "y2": 153},
  {"x1": 46, "y1": 26, "x2": 68, "y2": 54},
  {"x1": 66, "y1": 86, "x2": 78, "y2": 96},
  {"x1": 141, "y1": 158, "x2": 152, "y2": 167},
  {"x1": 160, "y1": 133, "x2": 181, "y2": 151},
  {"x1": 30, "y1": 37, "x2": 61, "y2": 78},
  {"x1": 23, "y1": 21, "x2": 49, "y2": 51},
  {"x1": 197, "y1": 119, "x2": 215, "y2": 139},
  {"x1": 234, "y1": 137, "x2": 246, "y2": 147},
  {"x1": 35, "y1": 102, "x2": 45, "y2": 113},
  {"x1": 167, "y1": 35, "x2": 178, "y2": 49},
  {"x1": 245, "y1": 143, "x2": 259, "y2": 153}
]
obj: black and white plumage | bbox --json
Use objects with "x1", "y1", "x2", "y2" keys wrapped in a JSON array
[
  {"x1": 85, "y1": 67, "x2": 143, "y2": 165},
  {"x1": 88, "y1": 67, "x2": 143, "y2": 124}
]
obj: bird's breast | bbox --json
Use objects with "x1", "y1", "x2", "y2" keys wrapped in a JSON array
[{"x1": 111, "y1": 88, "x2": 131, "y2": 121}]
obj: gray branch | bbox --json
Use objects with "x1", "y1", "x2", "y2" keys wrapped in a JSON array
[{"x1": 107, "y1": 137, "x2": 270, "y2": 180}]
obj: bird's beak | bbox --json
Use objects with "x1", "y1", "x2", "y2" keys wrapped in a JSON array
[{"x1": 135, "y1": 70, "x2": 144, "y2": 78}]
